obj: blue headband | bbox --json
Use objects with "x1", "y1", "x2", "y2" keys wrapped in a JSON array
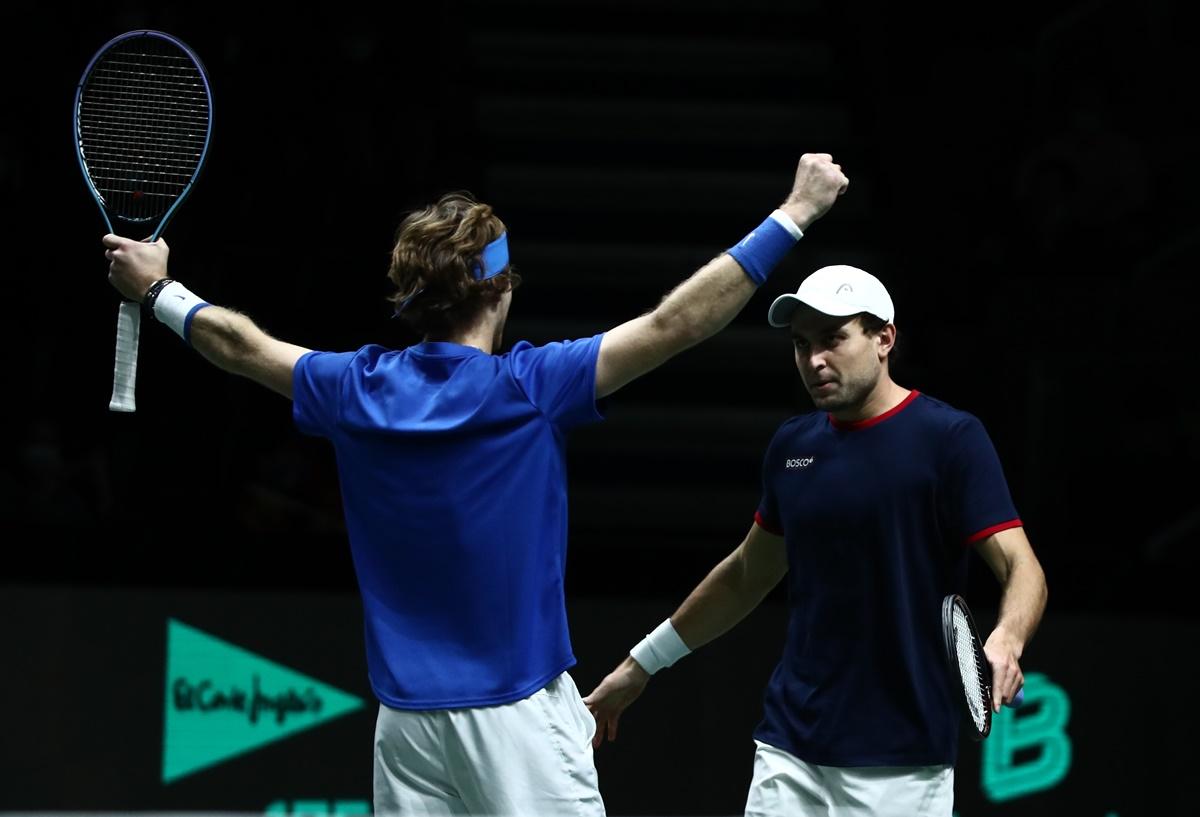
[
  {"x1": 473, "y1": 232, "x2": 509, "y2": 280},
  {"x1": 394, "y1": 232, "x2": 511, "y2": 316}
]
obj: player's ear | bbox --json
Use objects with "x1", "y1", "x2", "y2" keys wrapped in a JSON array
[{"x1": 878, "y1": 323, "x2": 896, "y2": 356}]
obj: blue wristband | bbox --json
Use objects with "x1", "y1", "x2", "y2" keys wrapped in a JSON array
[
  {"x1": 182, "y1": 303, "x2": 212, "y2": 346},
  {"x1": 727, "y1": 213, "x2": 801, "y2": 285}
]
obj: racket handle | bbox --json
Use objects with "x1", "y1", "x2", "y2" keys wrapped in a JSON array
[
  {"x1": 1004, "y1": 687, "x2": 1025, "y2": 708},
  {"x1": 109, "y1": 299, "x2": 141, "y2": 412}
]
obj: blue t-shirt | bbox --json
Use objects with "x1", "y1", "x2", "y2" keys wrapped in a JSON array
[
  {"x1": 292, "y1": 336, "x2": 605, "y2": 709},
  {"x1": 753, "y1": 391, "x2": 1021, "y2": 766}
]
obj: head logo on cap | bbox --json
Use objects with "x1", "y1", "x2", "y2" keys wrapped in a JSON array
[{"x1": 767, "y1": 265, "x2": 895, "y2": 327}]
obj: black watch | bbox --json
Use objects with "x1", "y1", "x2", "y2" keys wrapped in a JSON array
[{"x1": 143, "y1": 278, "x2": 176, "y2": 313}]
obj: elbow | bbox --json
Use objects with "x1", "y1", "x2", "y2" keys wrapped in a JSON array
[
  {"x1": 648, "y1": 307, "x2": 707, "y2": 351},
  {"x1": 226, "y1": 344, "x2": 257, "y2": 378},
  {"x1": 722, "y1": 546, "x2": 758, "y2": 598},
  {"x1": 1025, "y1": 552, "x2": 1049, "y2": 596}
]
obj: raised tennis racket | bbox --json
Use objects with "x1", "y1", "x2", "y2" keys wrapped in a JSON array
[
  {"x1": 75, "y1": 30, "x2": 213, "y2": 412},
  {"x1": 941, "y1": 593, "x2": 1025, "y2": 741}
]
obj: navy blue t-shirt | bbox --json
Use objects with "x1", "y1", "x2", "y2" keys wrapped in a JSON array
[
  {"x1": 753, "y1": 390, "x2": 1021, "y2": 766},
  {"x1": 292, "y1": 336, "x2": 605, "y2": 709}
]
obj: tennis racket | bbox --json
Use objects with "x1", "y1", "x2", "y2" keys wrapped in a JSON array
[
  {"x1": 941, "y1": 593, "x2": 1025, "y2": 741},
  {"x1": 74, "y1": 30, "x2": 213, "y2": 412}
]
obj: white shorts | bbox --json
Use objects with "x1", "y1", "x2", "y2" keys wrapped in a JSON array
[
  {"x1": 744, "y1": 740, "x2": 954, "y2": 817},
  {"x1": 373, "y1": 671, "x2": 604, "y2": 817}
]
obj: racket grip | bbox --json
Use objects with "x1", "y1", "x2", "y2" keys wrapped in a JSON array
[
  {"x1": 109, "y1": 300, "x2": 141, "y2": 412},
  {"x1": 1005, "y1": 687, "x2": 1025, "y2": 708}
]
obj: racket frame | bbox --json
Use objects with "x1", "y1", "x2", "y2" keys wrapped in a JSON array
[
  {"x1": 941, "y1": 593, "x2": 993, "y2": 741},
  {"x1": 73, "y1": 29, "x2": 213, "y2": 411}
]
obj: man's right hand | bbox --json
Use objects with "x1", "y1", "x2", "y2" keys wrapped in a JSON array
[
  {"x1": 779, "y1": 153, "x2": 850, "y2": 231},
  {"x1": 103, "y1": 234, "x2": 170, "y2": 302},
  {"x1": 582, "y1": 656, "x2": 651, "y2": 749}
]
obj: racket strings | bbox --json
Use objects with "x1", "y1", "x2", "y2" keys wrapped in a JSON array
[
  {"x1": 78, "y1": 41, "x2": 209, "y2": 222},
  {"x1": 951, "y1": 606, "x2": 990, "y2": 733},
  {"x1": 79, "y1": 101, "x2": 208, "y2": 127}
]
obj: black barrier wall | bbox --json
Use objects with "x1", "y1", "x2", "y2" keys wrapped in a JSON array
[{"x1": 1, "y1": 586, "x2": 1188, "y2": 815}]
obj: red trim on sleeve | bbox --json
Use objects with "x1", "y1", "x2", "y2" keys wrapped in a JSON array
[
  {"x1": 754, "y1": 511, "x2": 784, "y2": 536},
  {"x1": 829, "y1": 390, "x2": 920, "y2": 431},
  {"x1": 965, "y1": 518, "x2": 1023, "y2": 545}
]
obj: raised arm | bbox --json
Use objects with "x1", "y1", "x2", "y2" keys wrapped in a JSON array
[
  {"x1": 594, "y1": 153, "x2": 848, "y2": 398},
  {"x1": 583, "y1": 522, "x2": 788, "y2": 746},
  {"x1": 973, "y1": 526, "x2": 1048, "y2": 710},
  {"x1": 103, "y1": 235, "x2": 310, "y2": 399}
]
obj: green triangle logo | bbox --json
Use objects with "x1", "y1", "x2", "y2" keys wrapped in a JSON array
[{"x1": 162, "y1": 618, "x2": 364, "y2": 784}]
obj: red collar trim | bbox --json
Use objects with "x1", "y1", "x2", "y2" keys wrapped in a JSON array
[{"x1": 829, "y1": 390, "x2": 920, "y2": 431}]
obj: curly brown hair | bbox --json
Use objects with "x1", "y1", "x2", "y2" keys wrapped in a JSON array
[{"x1": 387, "y1": 192, "x2": 521, "y2": 335}]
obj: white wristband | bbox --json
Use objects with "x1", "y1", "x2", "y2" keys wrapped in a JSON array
[
  {"x1": 629, "y1": 618, "x2": 692, "y2": 676},
  {"x1": 769, "y1": 209, "x2": 805, "y2": 240},
  {"x1": 152, "y1": 281, "x2": 211, "y2": 343}
]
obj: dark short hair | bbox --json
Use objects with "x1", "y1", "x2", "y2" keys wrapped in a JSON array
[
  {"x1": 855, "y1": 313, "x2": 899, "y2": 361},
  {"x1": 857, "y1": 313, "x2": 889, "y2": 336}
]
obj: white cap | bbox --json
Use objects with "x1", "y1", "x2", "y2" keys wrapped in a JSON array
[{"x1": 767, "y1": 265, "x2": 895, "y2": 327}]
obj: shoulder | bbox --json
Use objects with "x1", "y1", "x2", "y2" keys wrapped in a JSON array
[
  {"x1": 502, "y1": 335, "x2": 602, "y2": 357},
  {"x1": 909, "y1": 394, "x2": 1003, "y2": 472},
  {"x1": 499, "y1": 339, "x2": 536, "y2": 360},
  {"x1": 301, "y1": 344, "x2": 389, "y2": 362},
  {"x1": 910, "y1": 392, "x2": 985, "y2": 435},
  {"x1": 296, "y1": 346, "x2": 433, "y2": 397},
  {"x1": 501, "y1": 334, "x2": 605, "y2": 371},
  {"x1": 296, "y1": 345, "x2": 383, "y2": 376},
  {"x1": 766, "y1": 411, "x2": 824, "y2": 450},
  {"x1": 347, "y1": 344, "x2": 396, "y2": 366}
]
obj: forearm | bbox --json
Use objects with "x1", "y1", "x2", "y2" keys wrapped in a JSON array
[
  {"x1": 145, "y1": 279, "x2": 307, "y2": 399},
  {"x1": 993, "y1": 556, "x2": 1048, "y2": 654},
  {"x1": 647, "y1": 255, "x2": 759, "y2": 351},
  {"x1": 594, "y1": 153, "x2": 846, "y2": 399},
  {"x1": 629, "y1": 525, "x2": 785, "y2": 678},
  {"x1": 589, "y1": 545, "x2": 781, "y2": 746},
  {"x1": 188, "y1": 306, "x2": 270, "y2": 379},
  {"x1": 650, "y1": 203, "x2": 819, "y2": 349},
  {"x1": 670, "y1": 550, "x2": 772, "y2": 650}
]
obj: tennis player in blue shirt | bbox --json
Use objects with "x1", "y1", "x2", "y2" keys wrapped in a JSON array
[
  {"x1": 103, "y1": 153, "x2": 848, "y2": 816},
  {"x1": 585, "y1": 265, "x2": 1049, "y2": 817}
]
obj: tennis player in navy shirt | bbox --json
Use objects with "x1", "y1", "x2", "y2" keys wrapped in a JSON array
[
  {"x1": 586, "y1": 265, "x2": 1049, "y2": 816},
  {"x1": 104, "y1": 154, "x2": 849, "y2": 815}
]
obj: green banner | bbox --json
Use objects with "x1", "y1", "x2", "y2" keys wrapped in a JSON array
[{"x1": 163, "y1": 618, "x2": 364, "y2": 783}]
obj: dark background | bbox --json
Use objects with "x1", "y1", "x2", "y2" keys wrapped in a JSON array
[
  {"x1": 1, "y1": 0, "x2": 1197, "y2": 811},
  {"x1": 5, "y1": 0, "x2": 1197, "y2": 611}
]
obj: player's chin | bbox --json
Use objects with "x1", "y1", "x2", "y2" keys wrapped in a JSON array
[{"x1": 807, "y1": 389, "x2": 842, "y2": 409}]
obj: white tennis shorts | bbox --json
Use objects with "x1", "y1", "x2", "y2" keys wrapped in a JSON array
[
  {"x1": 744, "y1": 740, "x2": 954, "y2": 817},
  {"x1": 373, "y1": 671, "x2": 605, "y2": 817}
]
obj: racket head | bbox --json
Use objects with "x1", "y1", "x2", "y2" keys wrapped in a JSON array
[
  {"x1": 941, "y1": 593, "x2": 993, "y2": 740},
  {"x1": 74, "y1": 29, "x2": 213, "y2": 239}
]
